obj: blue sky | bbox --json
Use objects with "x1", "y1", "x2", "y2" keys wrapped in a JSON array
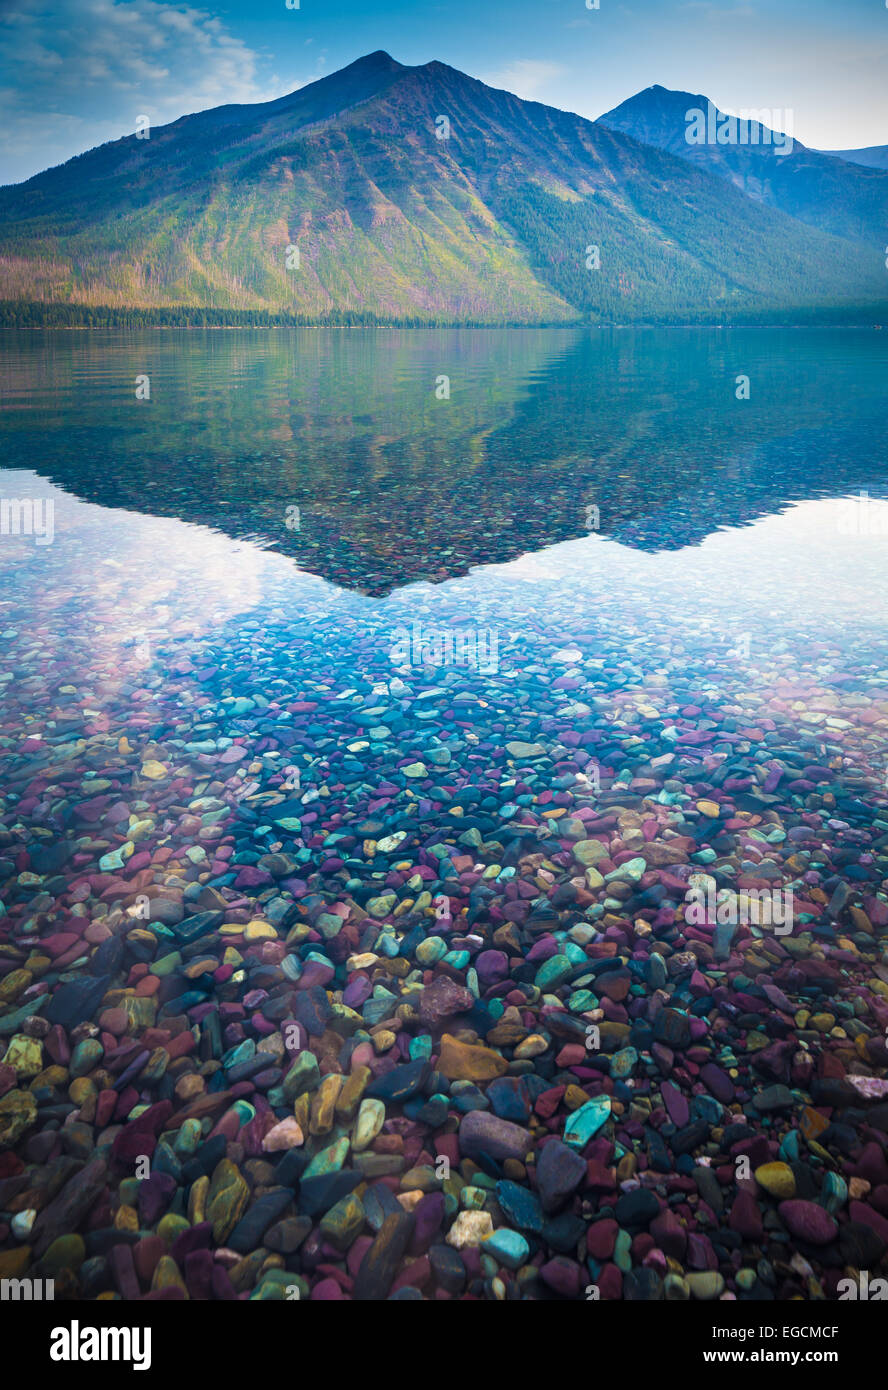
[{"x1": 1, "y1": 0, "x2": 886, "y2": 184}]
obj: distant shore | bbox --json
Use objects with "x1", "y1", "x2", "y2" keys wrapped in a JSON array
[{"x1": 1, "y1": 305, "x2": 886, "y2": 331}]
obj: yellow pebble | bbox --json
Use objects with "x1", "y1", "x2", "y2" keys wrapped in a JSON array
[{"x1": 243, "y1": 920, "x2": 278, "y2": 942}]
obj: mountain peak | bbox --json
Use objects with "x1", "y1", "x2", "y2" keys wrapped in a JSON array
[
  {"x1": 601, "y1": 84, "x2": 705, "y2": 117},
  {"x1": 349, "y1": 50, "x2": 403, "y2": 70}
]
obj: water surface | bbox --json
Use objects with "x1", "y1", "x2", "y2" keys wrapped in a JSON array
[{"x1": 2, "y1": 328, "x2": 888, "y2": 1303}]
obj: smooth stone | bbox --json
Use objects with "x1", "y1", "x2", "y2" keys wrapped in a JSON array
[
  {"x1": 535, "y1": 1139, "x2": 586, "y2": 1214},
  {"x1": 438, "y1": 1034, "x2": 508, "y2": 1083},
  {"x1": 755, "y1": 1162, "x2": 796, "y2": 1199},
  {"x1": 778, "y1": 1200, "x2": 838, "y2": 1245},
  {"x1": 563, "y1": 1096, "x2": 611, "y2": 1150},
  {"x1": 482, "y1": 1227, "x2": 529, "y2": 1269},
  {"x1": 459, "y1": 1111, "x2": 531, "y2": 1165}
]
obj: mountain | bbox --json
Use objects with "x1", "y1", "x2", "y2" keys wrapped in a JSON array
[
  {"x1": 1, "y1": 54, "x2": 885, "y2": 325},
  {"x1": 820, "y1": 145, "x2": 888, "y2": 172},
  {"x1": 598, "y1": 84, "x2": 888, "y2": 245}
]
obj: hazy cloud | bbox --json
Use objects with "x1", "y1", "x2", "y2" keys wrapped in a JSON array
[
  {"x1": 0, "y1": 0, "x2": 291, "y2": 184},
  {"x1": 480, "y1": 59, "x2": 566, "y2": 102}
]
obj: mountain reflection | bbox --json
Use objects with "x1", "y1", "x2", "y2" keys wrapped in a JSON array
[{"x1": 1, "y1": 326, "x2": 886, "y2": 595}]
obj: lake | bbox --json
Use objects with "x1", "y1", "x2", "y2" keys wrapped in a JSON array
[{"x1": 1, "y1": 326, "x2": 888, "y2": 1301}]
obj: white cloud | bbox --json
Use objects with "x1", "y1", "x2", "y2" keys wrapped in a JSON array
[
  {"x1": 480, "y1": 59, "x2": 566, "y2": 102},
  {"x1": 0, "y1": 0, "x2": 293, "y2": 184}
]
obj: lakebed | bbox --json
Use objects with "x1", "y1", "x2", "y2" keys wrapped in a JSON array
[{"x1": 1, "y1": 327, "x2": 888, "y2": 1302}]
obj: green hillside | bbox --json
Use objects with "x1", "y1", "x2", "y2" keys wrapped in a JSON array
[{"x1": 0, "y1": 53, "x2": 885, "y2": 325}]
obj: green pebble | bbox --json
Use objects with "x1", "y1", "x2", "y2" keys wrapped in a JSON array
[
  {"x1": 610, "y1": 1047, "x2": 638, "y2": 1079},
  {"x1": 461, "y1": 1186, "x2": 488, "y2": 1210},
  {"x1": 319, "y1": 1193, "x2": 365, "y2": 1250},
  {"x1": 482, "y1": 1228, "x2": 529, "y2": 1270},
  {"x1": 151, "y1": 951, "x2": 183, "y2": 978},
  {"x1": 157, "y1": 1214, "x2": 190, "y2": 1246},
  {"x1": 443, "y1": 950, "x2": 469, "y2": 969},
  {"x1": 820, "y1": 1171, "x2": 848, "y2": 1214},
  {"x1": 614, "y1": 1228, "x2": 632, "y2": 1273},
  {"x1": 604, "y1": 856, "x2": 645, "y2": 883},
  {"x1": 568, "y1": 989, "x2": 597, "y2": 1012},
  {"x1": 534, "y1": 954, "x2": 573, "y2": 990},
  {"x1": 282, "y1": 1050, "x2": 320, "y2": 1100},
  {"x1": 303, "y1": 1136, "x2": 350, "y2": 1178},
  {"x1": 415, "y1": 937, "x2": 447, "y2": 965},
  {"x1": 564, "y1": 1095, "x2": 611, "y2": 1149},
  {"x1": 174, "y1": 1118, "x2": 202, "y2": 1156},
  {"x1": 99, "y1": 848, "x2": 126, "y2": 872}
]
